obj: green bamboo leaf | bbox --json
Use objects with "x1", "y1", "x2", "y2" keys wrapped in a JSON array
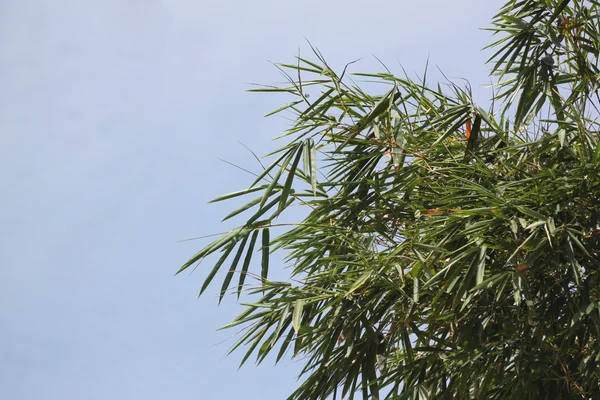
[
  {"x1": 412, "y1": 249, "x2": 433, "y2": 277},
  {"x1": 292, "y1": 299, "x2": 305, "y2": 334},
  {"x1": 239, "y1": 326, "x2": 269, "y2": 368},
  {"x1": 549, "y1": 0, "x2": 571, "y2": 23},
  {"x1": 259, "y1": 161, "x2": 285, "y2": 209},
  {"x1": 413, "y1": 277, "x2": 419, "y2": 303},
  {"x1": 392, "y1": 120, "x2": 405, "y2": 167},
  {"x1": 432, "y1": 114, "x2": 470, "y2": 147},
  {"x1": 247, "y1": 86, "x2": 297, "y2": 93},
  {"x1": 209, "y1": 185, "x2": 268, "y2": 203},
  {"x1": 347, "y1": 270, "x2": 371, "y2": 295},
  {"x1": 278, "y1": 61, "x2": 322, "y2": 74},
  {"x1": 303, "y1": 139, "x2": 310, "y2": 175},
  {"x1": 222, "y1": 196, "x2": 262, "y2": 222},
  {"x1": 246, "y1": 195, "x2": 281, "y2": 225},
  {"x1": 218, "y1": 304, "x2": 258, "y2": 330},
  {"x1": 500, "y1": 15, "x2": 529, "y2": 30},
  {"x1": 356, "y1": 88, "x2": 400, "y2": 131},
  {"x1": 309, "y1": 138, "x2": 317, "y2": 195},
  {"x1": 476, "y1": 245, "x2": 487, "y2": 286},
  {"x1": 593, "y1": 139, "x2": 600, "y2": 164},
  {"x1": 547, "y1": 217, "x2": 556, "y2": 235},
  {"x1": 524, "y1": 220, "x2": 547, "y2": 232},
  {"x1": 275, "y1": 329, "x2": 295, "y2": 363},
  {"x1": 558, "y1": 128, "x2": 566, "y2": 148},
  {"x1": 264, "y1": 100, "x2": 304, "y2": 117},
  {"x1": 279, "y1": 145, "x2": 303, "y2": 212},
  {"x1": 300, "y1": 87, "x2": 335, "y2": 119},
  {"x1": 250, "y1": 147, "x2": 295, "y2": 188},
  {"x1": 373, "y1": 123, "x2": 381, "y2": 139},
  {"x1": 271, "y1": 304, "x2": 291, "y2": 346},
  {"x1": 464, "y1": 114, "x2": 482, "y2": 161},
  {"x1": 177, "y1": 227, "x2": 246, "y2": 274},
  {"x1": 471, "y1": 271, "x2": 510, "y2": 291},
  {"x1": 261, "y1": 228, "x2": 270, "y2": 282},
  {"x1": 296, "y1": 56, "x2": 326, "y2": 73},
  {"x1": 413, "y1": 243, "x2": 449, "y2": 253},
  {"x1": 568, "y1": 231, "x2": 590, "y2": 257},
  {"x1": 199, "y1": 243, "x2": 236, "y2": 296},
  {"x1": 219, "y1": 234, "x2": 250, "y2": 303},
  {"x1": 510, "y1": 219, "x2": 519, "y2": 237},
  {"x1": 293, "y1": 331, "x2": 303, "y2": 357},
  {"x1": 513, "y1": 276, "x2": 522, "y2": 306},
  {"x1": 237, "y1": 230, "x2": 259, "y2": 297},
  {"x1": 566, "y1": 237, "x2": 581, "y2": 287},
  {"x1": 516, "y1": 206, "x2": 546, "y2": 221}
]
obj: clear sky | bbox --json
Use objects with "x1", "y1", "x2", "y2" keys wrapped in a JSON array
[{"x1": 1, "y1": 1, "x2": 501, "y2": 399}]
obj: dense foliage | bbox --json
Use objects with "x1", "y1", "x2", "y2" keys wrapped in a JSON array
[{"x1": 179, "y1": 1, "x2": 600, "y2": 398}]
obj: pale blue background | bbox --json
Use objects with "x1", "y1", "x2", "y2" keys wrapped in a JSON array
[{"x1": 1, "y1": 1, "x2": 500, "y2": 399}]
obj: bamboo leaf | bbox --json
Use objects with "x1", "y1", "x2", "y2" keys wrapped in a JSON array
[
  {"x1": 309, "y1": 138, "x2": 317, "y2": 195},
  {"x1": 264, "y1": 100, "x2": 303, "y2": 117},
  {"x1": 347, "y1": 270, "x2": 371, "y2": 295},
  {"x1": 303, "y1": 139, "x2": 310, "y2": 175},
  {"x1": 237, "y1": 230, "x2": 259, "y2": 297},
  {"x1": 219, "y1": 234, "x2": 250, "y2": 303},
  {"x1": 566, "y1": 237, "x2": 581, "y2": 287},
  {"x1": 413, "y1": 277, "x2": 419, "y2": 303},
  {"x1": 464, "y1": 114, "x2": 482, "y2": 161},
  {"x1": 356, "y1": 88, "x2": 400, "y2": 131},
  {"x1": 271, "y1": 304, "x2": 291, "y2": 346},
  {"x1": 259, "y1": 161, "x2": 285, "y2": 209},
  {"x1": 261, "y1": 228, "x2": 270, "y2": 282},
  {"x1": 222, "y1": 196, "x2": 262, "y2": 222},
  {"x1": 476, "y1": 245, "x2": 487, "y2": 286},
  {"x1": 292, "y1": 299, "x2": 305, "y2": 334},
  {"x1": 250, "y1": 147, "x2": 295, "y2": 188},
  {"x1": 177, "y1": 227, "x2": 245, "y2": 274},
  {"x1": 209, "y1": 185, "x2": 268, "y2": 203},
  {"x1": 432, "y1": 113, "x2": 470, "y2": 147},
  {"x1": 199, "y1": 244, "x2": 236, "y2": 296},
  {"x1": 593, "y1": 139, "x2": 600, "y2": 164},
  {"x1": 279, "y1": 145, "x2": 303, "y2": 212},
  {"x1": 516, "y1": 206, "x2": 546, "y2": 221}
]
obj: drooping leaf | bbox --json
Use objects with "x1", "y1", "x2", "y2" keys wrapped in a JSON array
[
  {"x1": 219, "y1": 234, "x2": 250, "y2": 303},
  {"x1": 237, "y1": 230, "x2": 259, "y2": 297},
  {"x1": 279, "y1": 145, "x2": 304, "y2": 212},
  {"x1": 261, "y1": 228, "x2": 270, "y2": 282},
  {"x1": 292, "y1": 299, "x2": 305, "y2": 334}
]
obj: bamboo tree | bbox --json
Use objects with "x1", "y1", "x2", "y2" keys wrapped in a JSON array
[{"x1": 179, "y1": 1, "x2": 600, "y2": 398}]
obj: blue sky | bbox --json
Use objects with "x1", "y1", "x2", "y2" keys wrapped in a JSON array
[{"x1": 1, "y1": 1, "x2": 501, "y2": 399}]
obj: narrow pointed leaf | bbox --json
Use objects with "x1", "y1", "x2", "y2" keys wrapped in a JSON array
[
  {"x1": 199, "y1": 243, "x2": 236, "y2": 296},
  {"x1": 303, "y1": 139, "x2": 310, "y2": 174},
  {"x1": 292, "y1": 299, "x2": 305, "y2": 334},
  {"x1": 356, "y1": 88, "x2": 399, "y2": 130},
  {"x1": 259, "y1": 162, "x2": 285, "y2": 209},
  {"x1": 177, "y1": 227, "x2": 245, "y2": 274},
  {"x1": 309, "y1": 138, "x2": 317, "y2": 195},
  {"x1": 261, "y1": 228, "x2": 270, "y2": 282},
  {"x1": 219, "y1": 234, "x2": 250, "y2": 303},
  {"x1": 209, "y1": 185, "x2": 268, "y2": 203},
  {"x1": 237, "y1": 230, "x2": 259, "y2": 297},
  {"x1": 264, "y1": 100, "x2": 303, "y2": 117},
  {"x1": 476, "y1": 245, "x2": 487, "y2": 285},
  {"x1": 250, "y1": 147, "x2": 295, "y2": 188},
  {"x1": 222, "y1": 196, "x2": 262, "y2": 222},
  {"x1": 279, "y1": 146, "x2": 303, "y2": 212}
]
